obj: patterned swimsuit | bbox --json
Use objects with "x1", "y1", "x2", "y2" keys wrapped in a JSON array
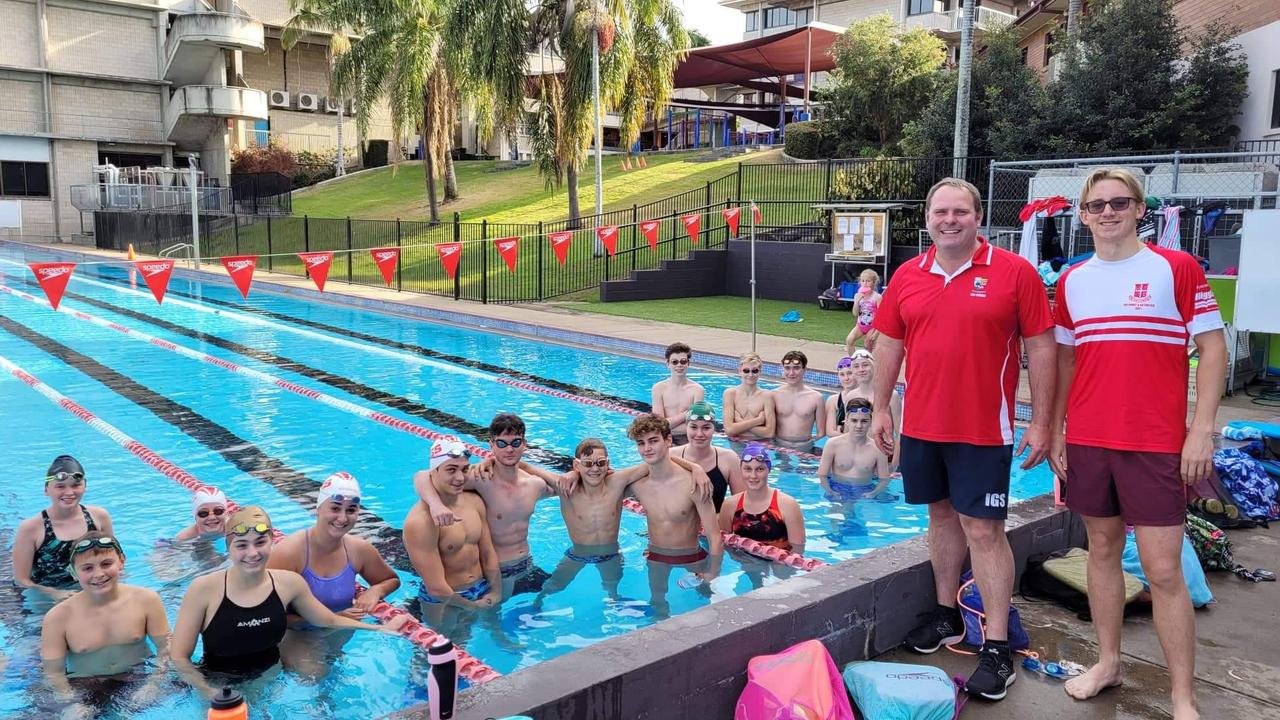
[{"x1": 31, "y1": 507, "x2": 98, "y2": 588}]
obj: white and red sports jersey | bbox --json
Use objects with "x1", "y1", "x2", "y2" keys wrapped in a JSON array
[
  {"x1": 1055, "y1": 244, "x2": 1223, "y2": 453},
  {"x1": 874, "y1": 239, "x2": 1054, "y2": 446}
]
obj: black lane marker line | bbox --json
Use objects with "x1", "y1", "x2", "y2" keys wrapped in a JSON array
[
  {"x1": 0, "y1": 315, "x2": 415, "y2": 571},
  {"x1": 25, "y1": 279, "x2": 576, "y2": 473},
  {"x1": 90, "y1": 271, "x2": 653, "y2": 413}
]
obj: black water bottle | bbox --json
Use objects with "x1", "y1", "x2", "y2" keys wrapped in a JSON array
[{"x1": 428, "y1": 637, "x2": 458, "y2": 720}]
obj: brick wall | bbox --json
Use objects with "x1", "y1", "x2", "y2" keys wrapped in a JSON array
[
  {"x1": 47, "y1": 4, "x2": 158, "y2": 80},
  {"x1": 0, "y1": 198, "x2": 56, "y2": 239},
  {"x1": 820, "y1": 0, "x2": 902, "y2": 27},
  {"x1": 236, "y1": 0, "x2": 292, "y2": 28},
  {"x1": 242, "y1": 37, "x2": 331, "y2": 96},
  {"x1": 0, "y1": 0, "x2": 40, "y2": 67},
  {"x1": 50, "y1": 80, "x2": 164, "y2": 143},
  {"x1": 0, "y1": 76, "x2": 45, "y2": 133},
  {"x1": 1175, "y1": 0, "x2": 1280, "y2": 38},
  {"x1": 53, "y1": 138, "x2": 97, "y2": 234}
]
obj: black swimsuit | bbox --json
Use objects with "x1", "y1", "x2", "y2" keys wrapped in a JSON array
[
  {"x1": 31, "y1": 507, "x2": 97, "y2": 588},
  {"x1": 706, "y1": 451, "x2": 729, "y2": 513},
  {"x1": 201, "y1": 571, "x2": 288, "y2": 675}
]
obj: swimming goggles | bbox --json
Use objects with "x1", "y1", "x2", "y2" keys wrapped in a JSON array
[
  {"x1": 835, "y1": 357, "x2": 854, "y2": 370},
  {"x1": 578, "y1": 459, "x2": 608, "y2": 469},
  {"x1": 740, "y1": 449, "x2": 773, "y2": 468},
  {"x1": 325, "y1": 494, "x2": 361, "y2": 507},
  {"x1": 687, "y1": 410, "x2": 715, "y2": 422},
  {"x1": 846, "y1": 406, "x2": 872, "y2": 415},
  {"x1": 46, "y1": 471, "x2": 85, "y2": 484},
  {"x1": 196, "y1": 506, "x2": 226, "y2": 518},
  {"x1": 228, "y1": 521, "x2": 272, "y2": 536},
  {"x1": 494, "y1": 438, "x2": 525, "y2": 449},
  {"x1": 850, "y1": 349, "x2": 873, "y2": 361},
  {"x1": 1021, "y1": 657, "x2": 1082, "y2": 680},
  {"x1": 69, "y1": 536, "x2": 123, "y2": 557}
]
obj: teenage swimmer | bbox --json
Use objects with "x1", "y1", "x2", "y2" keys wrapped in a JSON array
[
  {"x1": 170, "y1": 506, "x2": 408, "y2": 698},
  {"x1": 40, "y1": 532, "x2": 170, "y2": 717},
  {"x1": 770, "y1": 350, "x2": 826, "y2": 451},
  {"x1": 718, "y1": 443, "x2": 805, "y2": 553},
  {"x1": 651, "y1": 342, "x2": 706, "y2": 445},
  {"x1": 671, "y1": 401, "x2": 744, "y2": 513},
  {"x1": 13, "y1": 456, "x2": 114, "y2": 600},
  {"x1": 819, "y1": 398, "x2": 894, "y2": 501},
  {"x1": 173, "y1": 487, "x2": 229, "y2": 542},
  {"x1": 723, "y1": 352, "x2": 776, "y2": 440}
]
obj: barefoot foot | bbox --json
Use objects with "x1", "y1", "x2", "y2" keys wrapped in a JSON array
[
  {"x1": 1064, "y1": 661, "x2": 1123, "y2": 700},
  {"x1": 1171, "y1": 698, "x2": 1199, "y2": 720}
]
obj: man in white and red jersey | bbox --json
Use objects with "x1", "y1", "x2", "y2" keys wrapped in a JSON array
[
  {"x1": 1050, "y1": 168, "x2": 1225, "y2": 720},
  {"x1": 871, "y1": 178, "x2": 1057, "y2": 701}
]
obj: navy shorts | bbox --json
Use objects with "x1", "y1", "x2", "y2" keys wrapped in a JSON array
[{"x1": 899, "y1": 435, "x2": 1013, "y2": 519}]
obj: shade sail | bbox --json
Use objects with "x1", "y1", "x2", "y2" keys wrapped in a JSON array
[{"x1": 672, "y1": 23, "x2": 845, "y2": 88}]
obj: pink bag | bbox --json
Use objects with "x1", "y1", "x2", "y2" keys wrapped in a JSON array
[{"x1": 735, "y1": 639, "x2": 855, "y2": 720}]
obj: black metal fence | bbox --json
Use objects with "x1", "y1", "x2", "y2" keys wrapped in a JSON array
[{"x1": 229, "y1": 172, "x2": 292, "y2": 215}]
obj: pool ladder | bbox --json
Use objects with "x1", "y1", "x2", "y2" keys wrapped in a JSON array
[{"x1": 159, "y1": 242, "x2": 195, "y2": 267}]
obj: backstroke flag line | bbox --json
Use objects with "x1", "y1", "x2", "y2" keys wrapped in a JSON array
[
  {"x1": 370, "y1": 247, "x2": 400, "y2": 286},
  {"x1": 220, "y1": 255, "x2": 258, "y2": 299},
  {"x1": 436, "y1": 242, "x2": 462, "y2": 279},
  {"x1": 548, "y1": 232, "x2": 573, "y2": 266},
  {"x1": 134, "y1": 259, "x2": 176, "y2": 304},
  {"x1": 28, "y1": 262, "x2": 76, "y2": 310},
  {"x1": 297, "y1": 251, "x2": 334, "y2": 293}
]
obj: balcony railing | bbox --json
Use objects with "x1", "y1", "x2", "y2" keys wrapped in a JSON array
[
  {"x1": 164, "y1": 85, "x2": 268, "y2": 138},
  {"x1": 165, "y1": 10, "x2": 265, "y2": 84},
  {"x1": 70, "y1": 183, "x2": 234, "y2": 213},
  {"x1": 906, "y1": 6, "x2": 1016, "y2": 34}
]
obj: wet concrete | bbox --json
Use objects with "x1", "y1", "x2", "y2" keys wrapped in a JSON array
[{"x1": 874, "y1": 526, "x2": 1280, "y2": 719}]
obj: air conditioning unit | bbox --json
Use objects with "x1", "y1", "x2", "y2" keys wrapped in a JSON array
[
  {"x1": 297, "y1": 93, "x2": 320, "y2": 112},
  {"x1": 268, "y1": 90, "x2": 290, "y2": 109},
  {"x1": 324, "y1": 96, "x2": 343, "y2": 114}
]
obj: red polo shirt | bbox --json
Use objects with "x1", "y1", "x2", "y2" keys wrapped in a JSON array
[{"x1": 873, "y1": 239, "x2": 1053, "y2": 446}]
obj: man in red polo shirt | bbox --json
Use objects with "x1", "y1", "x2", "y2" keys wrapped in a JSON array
[
  {"x1": 1050, "y1": 168, "x2": 1225, "y2": 720},
  {"x1": 871, "y1": 178, "x2": 1056, "y2": 701}
]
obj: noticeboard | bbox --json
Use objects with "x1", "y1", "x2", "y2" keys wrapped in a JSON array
[{"x1": 830, "y1": 211, "x2": 887, "y2": 258}]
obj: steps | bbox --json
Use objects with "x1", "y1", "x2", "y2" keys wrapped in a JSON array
[{"x1": 599, "y1": 248, "x2": 726, "y2": 301}]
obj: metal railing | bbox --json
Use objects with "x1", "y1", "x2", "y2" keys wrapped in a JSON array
[
  {"x1": 71, "y1": 183, "x2": 234, "y2": 213},
  {"x1": 0, "y1": 107, "x2": 165, "y2": 143}
]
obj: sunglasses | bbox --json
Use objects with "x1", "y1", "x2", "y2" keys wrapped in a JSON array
[
  {"x1": 494, "y1": 438, "x2": 525, "y2": 449},
  {"x1": 1080, "y1": 197, "x2": 1138, "y2": 214},
  {"x1": 325, "y1": 494, "x2": 361, "y2": 507},
  {"x1": 741, "y1": 367, "x2": 761, "y2": 375},
  {"x1": 668, "y1": 358, "x2": 690, "y2": 366},
  {"x1": 578, "y1": 459, "x2": 608, "y2": 469},
  {"x1": 196, "y1": 506, "x2": 227, "y2": 519},
  {"x1": 228, "y1": 522, "x2": 272, "y2": 536},
  {"x1": 46, "y1": 471, "x2": 85, "y2": 484}
]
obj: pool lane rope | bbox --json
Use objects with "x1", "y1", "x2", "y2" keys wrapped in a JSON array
[
  {"x1": 619, "y1": 498, "x2": 825, "y2": 572},
  {"x1": 2, "y1": 262, "x2": 821, "y2": 463},
  {"x1": 0, "y1": 351, "x2": 501, "y2": 684}
]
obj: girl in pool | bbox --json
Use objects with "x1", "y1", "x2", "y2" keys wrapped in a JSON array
[
  {"x1": 40, "y1": 531, "x2": 171, "y2": 716},
  {"x1": 824, "y1": 351, "x2": 901, "y2": 463},
  {"x1": 170, "y1": 506, "x2": 408, "y2": 697},
  {"x1": 12, "y1": 455, "x2": 115, "y2": 601},
  {"x1": 671, "y1": 402, "x2": 745, "y2": 513},
  {"x1": 173, "y1": 487, "x2": 229, "y2": 542},
  {"x1": 844, "y1": 269, "x2": 882, "y2": 355},
  {"x1": 717, "y1": 444, "x2": 805, "y2": 554}
]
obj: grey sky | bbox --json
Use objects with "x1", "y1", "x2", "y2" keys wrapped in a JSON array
[{"x1": 677, "y1": 0, "x2": 743, "y2": 46}]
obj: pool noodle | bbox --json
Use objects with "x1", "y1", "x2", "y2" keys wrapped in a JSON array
[{"x1": 0, "y1": 353, "x2": 501, "y2": 684}]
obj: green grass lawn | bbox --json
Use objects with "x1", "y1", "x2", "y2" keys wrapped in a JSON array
[
  {"x1": 292, "y1": 149, "x2": 782, "y2": 223},
  {"x1": 556, "y1": 295, "x2": 855, "y2": 344}
]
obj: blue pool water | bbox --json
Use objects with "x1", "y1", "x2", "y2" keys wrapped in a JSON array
[{"x1": 0, "y1": 247, "x2": 1053, "y2": 718}]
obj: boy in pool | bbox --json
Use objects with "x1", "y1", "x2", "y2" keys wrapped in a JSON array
[
  {"x1": 173, "y1": 487, "x2": 228, "y2": 541},
  {"x1": 818, "y1": 398, "x2": 893, "y2": 501},
  {"x1": 651, "y1": 342, "x2": 706, "y2": 445},
  {"x1": 13, "y1": 455, "x2": 115, "y2": 601},
  {"x1": 40, "y1": 531, "x2": 170, "y2": 715}
]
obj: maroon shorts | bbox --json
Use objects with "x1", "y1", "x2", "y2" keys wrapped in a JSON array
[{"x1": 1065, "y1": 444, "x2": 1186, "y2": 526}]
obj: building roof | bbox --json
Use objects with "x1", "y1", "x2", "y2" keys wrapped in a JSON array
[
  {"x1": 672, "y1": 23, "x2": 845, "y2": 89},
  {"x1": 1012, "y1": 0, "x2": 1067, "y2": 38}
]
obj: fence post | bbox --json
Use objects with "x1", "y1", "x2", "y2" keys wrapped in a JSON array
[
  {"x1": 481, "y1": 218, "x2": 488, "y2": 305},
  {"x1": 537, "y1": 220, "x2": 544, "y2": 300},
  {"x1": 304, "y1": 215, "x2": 310, "y2": 253},
  {"x1": 346, "y1": 217, "x2": 353, "y2": 284},
  {"x1": 453, "y1": 212, "x2": 461, "y2": 301},
  {"x1": 266, "y1": 215, "x2": 273, "y2": 271},
  {"x1": 735, "y1": 162, "x2": 743, "y2": 204},
  {"x1": 395, "y1": 219, "x2": 403, "y2": 291},
  {"x1": 1171, "y1": 151, "x2": 1182, "y2": 194},
  {"x1": 234, "y1": 218, "x2": 240, "y2": 255},
  {"x1": 985, "y1": 163, "x2": 996, "y2": 238},
  {"x1": 631, "y1": 204, "x2": 638, "y2": 272},
  {"x1": 825, "y1": 158, "x2": 833, "y2": 200}
]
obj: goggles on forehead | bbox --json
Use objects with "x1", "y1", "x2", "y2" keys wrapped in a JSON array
[
  {"x1": 70, "y1": 536, "x2": 123, "y2": 556},
  {"x1": 228, "y1": 522, "x2": 272, "y2": 537},
  {"x1": 741, "y1": 451, "x2": 773, "y2": 468},
  {"x1": 46, "y1": 471, "x2": 85, "y2": 485},
  {"x1": 846, "y1": 406, "x2": 873, "y2": 415},
  {"x1": 325, "y1": 494, "x2": 361, "y2": 507},
  {"x1": 687, "y1": 410, "x2": 715, "y2": 422}
]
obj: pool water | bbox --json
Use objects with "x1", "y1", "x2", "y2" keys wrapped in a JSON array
[{"x1": 0, "y1": 247, "x2": 1052, "y2": 718}]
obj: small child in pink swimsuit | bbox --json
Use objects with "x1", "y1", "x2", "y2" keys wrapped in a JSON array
[{"x1": 844, "y1": 269, "x2": 881, "y2": 355}]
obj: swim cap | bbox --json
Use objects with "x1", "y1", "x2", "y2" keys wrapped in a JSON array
[
  {"x1": 835, "y1": 356, "x2": 854, "y2": 370},
  {"x1": 226, "y1": 506, "x2": 273, "y2": 537},
  {"x1": 429, "y1": 437, "x2": 471, "y2": 471},
  {"x1": 851, "y1": 349, "x2": 873, "y2": 362},
  {"x1": 192, "y1": 487, "x2": 228, "y2": 515},
  {"x1": 686, "y1": 401, "x2": 715, "y2": 421},
  {"x1": 46, "y1": 455, "x2": 85, "y2": 484},
  {"x1": 740, "y1": 443, "x2": 773, "y2": 469},
  {"x1": 318, "y1": 471, "x2": 362, "y2": 506}
]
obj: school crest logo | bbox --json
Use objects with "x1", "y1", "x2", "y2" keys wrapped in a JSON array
[
  {"x1": 970, "y1": 276, "x2": 988, "y2": 298},
  {"x1": 1125, "y1": 281, "x2": 1155, "y2": 309}
]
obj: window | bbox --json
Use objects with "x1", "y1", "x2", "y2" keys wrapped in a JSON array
[
  {"x1": 1044, "y1": 31, "x2": 1055, "y2": 65},
  {"x1": 909, "y1": 0, "x2": 934, "y2": 15},
  {"x1": 763, "y1": 7, "x2": 793, "y2": 28},
  {"x1": 745, "y1": 11, "x2": 758, "y2": 31},
  {"x1": 795, "y1": 6, "x2": 811, "y2": 24},
  {"x1": 0, "y1": 161, "x2": 50, "y2": 197},
  {"x1": 1020, "y1": 46, "x2": 1029, "y2": 66},
  {"x1": 1272, "y1": 70, "x2": 1280, "y2": 129}
]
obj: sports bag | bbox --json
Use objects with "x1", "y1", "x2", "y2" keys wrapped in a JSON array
[
  {"x1": 958, "y1": 571, "x2": 1029, "y2": 651},
  {"x1": 735, "y1": 639, "x2": 854, "y2": 720},
  {"x1": 842, "y1": 662, "x2": 965, "y2": 720},
  {"x1": 1213, "y1": 448, "x2": 1280, "y2": 523}
]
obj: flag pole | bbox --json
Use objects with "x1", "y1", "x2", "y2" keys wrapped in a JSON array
[{"x1": 750, "y1": 199, "x2": 757, "y2": 352}]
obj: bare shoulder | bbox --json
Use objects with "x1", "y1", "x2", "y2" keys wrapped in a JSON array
[
  {"x1": 460, "y1": 491, "x2": 488, "y2": 514},
  {"x1": 86, "y1": 505, "x2": 112, "y2": 523},
  {"x1": 652, "y1": 378, "x2": 669, "y2": 392},
  {"x1": 127, "y1": 584, "x2": 164, "y2": 607},
  {"x1": 15, "y1": 514, "x2": 39, "y2": 537},
  {"x1": 268, "y1": 568, "x2": 306, "y2": 595}
]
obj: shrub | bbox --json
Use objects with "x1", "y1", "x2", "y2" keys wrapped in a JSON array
[
  {"x1": 784, "y1": 121, "x2": 824, "y2": 159},
  {"x1": 230, "y1": 141, "x2": 297, "y2": 176},
  {"x1": 830, "y1": 157, "x2": 920, "y2": 201}
]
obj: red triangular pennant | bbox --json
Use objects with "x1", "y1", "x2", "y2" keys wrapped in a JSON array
[
  {"x1": 494, "y1": 236, "x2": 519, "y2": 273},
  {"x1": 639, "y1": 220, "x2": 660, "y2": 251},
  {"x1": 548, "y1": 231, "x2": 573, "y2": 266},
  {"x1": 436, "y1": 242, "x2": 462, "y2": 279},
  {"x1": 369, "y1": 247, "x2": 400, "y2": 287},
  {"x1": 219, "y1": 255, "x2": 258, "y2": 299},
  {"x1": 28, "y1": 262, "x2": 75, "y2": 310},
  {"x1": 752, "y1": 202, "x2": 762, "y2": 225},
  {"x1": 723, "y1": 206, "x2": 742, "y2": 237},
  {"x1": 134, "y1": 259, "x2": 175, "y2": 304},
  {"x1": 296, "y1": 251, "x2": 334, "y2": 292},
  {"x1": 596, "y1": 225, "x2": 619, "y2": 256},
  {"x1": 681, "y1": 213, "x2": 701, "y2": 244}
]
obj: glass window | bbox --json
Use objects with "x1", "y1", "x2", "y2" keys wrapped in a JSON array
[
  {"x1": 745, "y1": 11, "x2": 758, "y2": 31},
  {"x1": 1044, "y1": 31, "x2": 1055, "y2": 65},
  {"x1": 795, "y1": 7, "x2": 811, "y2": 24},
  {"x1": 24, "y1": 163, "x2": 49, "y2": 196},
  {"x1": 1020, "y1": 46, "x2": 1029, "y2": 66},
  {"x1": 1271, "y1": 70, "x2": 1280, "y2": 129},
  {"x1": 1, "y1": 162, "x2": 25, "y2": 196},
  {"x1": 763, "y1": 7, "x2": 793, "y2": 28},
  {"x1": 909, "y1": 0, "x2": 933, "y2": 15}
]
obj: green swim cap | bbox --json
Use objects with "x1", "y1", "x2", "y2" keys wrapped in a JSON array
[{"x1": 687, "y1": 401, "x2": 715, "y2": 421}]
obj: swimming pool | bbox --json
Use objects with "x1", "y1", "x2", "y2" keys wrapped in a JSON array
[{"x1": 0, "y1": 245, "x2": 1053, "y2": 718}]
